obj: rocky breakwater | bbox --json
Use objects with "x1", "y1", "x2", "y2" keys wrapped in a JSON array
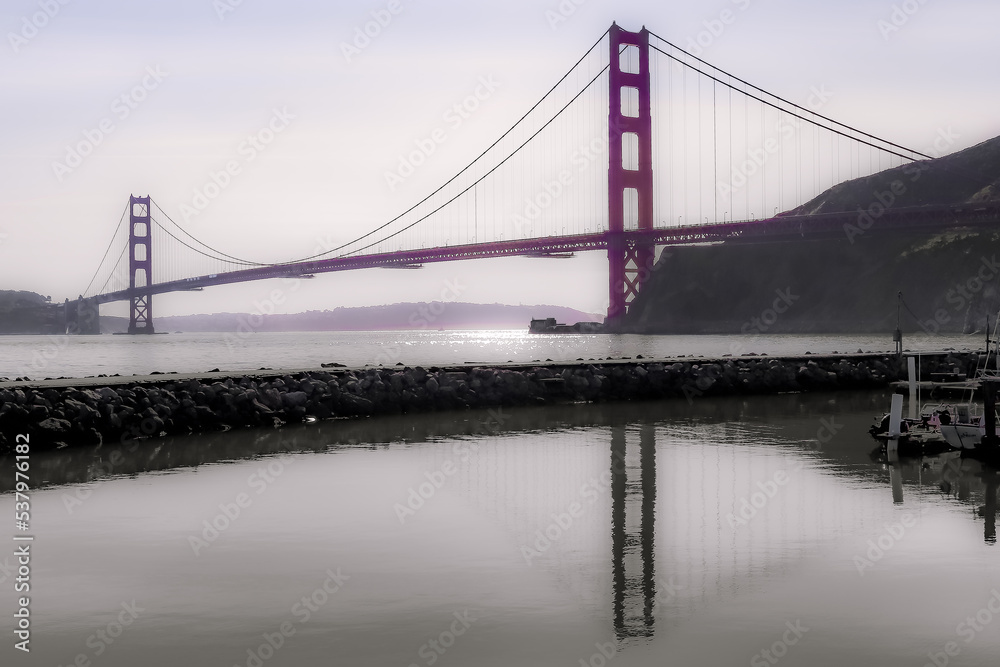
[{"x1": 0, "y1": 352, "x2": 976, "y2": 451}]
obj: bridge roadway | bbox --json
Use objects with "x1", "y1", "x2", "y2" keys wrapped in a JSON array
[{"x1": 95, "y1": 202, "x2": 1000, "y2": 305}]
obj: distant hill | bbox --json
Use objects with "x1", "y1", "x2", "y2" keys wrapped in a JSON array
[
  {"x1": 0, "y1": 291, "x2": 62, "y2": 334},
  {"x1": 623, "y1": 135, "x2": 1000, "y2": 334},
  {"x1": 788, "y1": 135, "x2": 1000, "y2": 215},
  {"x1": 100, "y1": 302, "x2": 603, "y2": 333}
]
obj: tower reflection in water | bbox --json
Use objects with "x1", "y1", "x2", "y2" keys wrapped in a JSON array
[
  {"x1": 611, "y1": 423, "x2": 656, "y2": 640},
  {"x1": 984, "y1": 470, "x2": 999, "y2": 544}
]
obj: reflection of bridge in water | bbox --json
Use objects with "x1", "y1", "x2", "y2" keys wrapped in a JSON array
[
  {"x1": 406, "y1": 395, "x2": 1000, "y2": 642},
  {"x1": 441, "y1": 418, "x2": 899, "y2": 643},
  {"x1": 10, "y1": 392, "x2": 999, "y2": 642}
]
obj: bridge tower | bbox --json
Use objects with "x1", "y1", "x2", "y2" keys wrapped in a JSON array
[
  {"x1": 606, "y1": 24, "x2": 655, "y2": 324},
  {"x1": 128, "y1": 195, "x2": 154, "y2": 334}
]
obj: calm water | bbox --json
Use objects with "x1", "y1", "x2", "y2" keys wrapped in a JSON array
[
  {"x1": 0, "y1": 329, "x2": 980, "y2": 379},
  {"x1": 2, "y1": 391, "x2": 999, "y2": 665}
]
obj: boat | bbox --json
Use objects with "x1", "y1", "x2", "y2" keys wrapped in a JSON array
[
  {"x1": 940, "y1": 420, "x2": 987, "y2": 450},
  {"x1": 870, "y1": 312, "x2": 1000, "y2": 452},
  {"x1": 937, "y1": 317, "x2": 1000, "y2": 451},
  {"x1": 529, "y1": 317, "x2": 605, "y2": 334},
  {"x1": 868, "y1": 403, "x2": 954, "y2": 455},
  {"x1": 870, "y1": 402, "x2": 971, "y2": 438},
  {"x1": 874, "y1": 313, "x2": 1000, "y2": 452}
]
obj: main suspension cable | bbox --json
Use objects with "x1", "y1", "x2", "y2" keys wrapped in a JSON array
[{"x1": 647, "y1": 30, "x2": 932, "y2": 160}]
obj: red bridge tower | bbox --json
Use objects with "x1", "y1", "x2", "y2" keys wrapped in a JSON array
[
  {"x1": 128, "y1": 195, "x2": 154, "y2": 334},
  {"x1": 606, "y1": 24, "x2": 655, "y2": 324}
]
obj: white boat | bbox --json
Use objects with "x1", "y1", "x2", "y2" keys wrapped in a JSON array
[
  {"x1": 870, "y1": 401, "x2": 976, "y2": 440},
  {"x1": 940, "y1": 422, "x2": 985, "y2": 450}
]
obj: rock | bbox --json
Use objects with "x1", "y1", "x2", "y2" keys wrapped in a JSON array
[
  {"x1": 28, "y1": 404, "x2": 50, "y2": 422},
  {"x1": 0, "y1": 351, "x2": 976, "y2": 451},
  {"x1": 65, "y1": 398, "x2": 101, "y2": 423},
  {"x1": 251, "y1": 399, "x2": 274, "y2": 415},
  {"x1": 36, "y1": 417, "x2": 72, "y2": 435}
]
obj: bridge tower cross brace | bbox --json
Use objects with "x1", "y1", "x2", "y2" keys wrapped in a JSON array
[
  {"x1": 128, "y1": 195, "x2": 155, "y2": 334},
  {"x1": 607, "y1": 24, "x2": 655, "y2": 324}
]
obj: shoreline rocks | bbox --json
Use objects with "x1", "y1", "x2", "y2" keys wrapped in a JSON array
[{"x1": 0, "y1": 351, "x2": 981, "y2": 451}]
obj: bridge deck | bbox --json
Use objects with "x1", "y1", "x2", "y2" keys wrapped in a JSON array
[{"x1": 96, "y1": 203, "x2": 1000, "y2": 304}]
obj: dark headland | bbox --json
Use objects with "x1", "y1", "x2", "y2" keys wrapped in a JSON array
[{"x1": 622, "y1": 135, "x2": 1000, "y2": 334}]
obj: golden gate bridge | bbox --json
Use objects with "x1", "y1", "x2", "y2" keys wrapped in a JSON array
[{"x1": 74, "y1": 23, "x2": 1000, "y2": 334}]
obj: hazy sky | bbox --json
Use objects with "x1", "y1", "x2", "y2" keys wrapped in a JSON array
[{"x1": 1, "y1": 0, "x2": 998, "y2": 319}]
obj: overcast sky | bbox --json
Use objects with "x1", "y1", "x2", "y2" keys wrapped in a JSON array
[{"x1": 1, "y1": 0, "x2": 998, "y2": 319}]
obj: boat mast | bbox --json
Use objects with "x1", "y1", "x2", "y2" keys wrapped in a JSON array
[{"x1": 894, "y1": 291, "x2": 903, "y2": 358}]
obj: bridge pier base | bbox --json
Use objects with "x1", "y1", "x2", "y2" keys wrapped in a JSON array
[{"x1": 65, "y1": 297, "x2": 101, "y2": 335}]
